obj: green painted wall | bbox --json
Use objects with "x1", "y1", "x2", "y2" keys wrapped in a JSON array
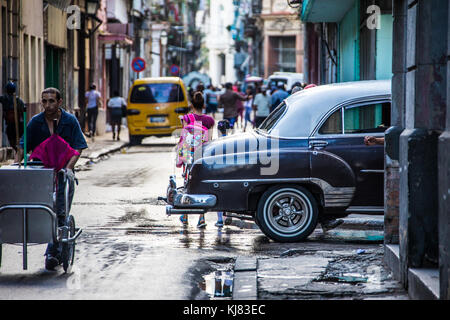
[
  {"x1": 339, "y1": 1, "x2": 360, "y2": 82},
  {"x1": 376, "y1": 14, "x2": 393, "y2": 80},
  {"x1": 45, "y1": 46, "x2": 61, "y2": 90}
]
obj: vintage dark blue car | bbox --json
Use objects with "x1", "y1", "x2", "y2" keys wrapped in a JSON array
[{"x1": 165, "y1": 80, "x2": 391, "y2": 242}]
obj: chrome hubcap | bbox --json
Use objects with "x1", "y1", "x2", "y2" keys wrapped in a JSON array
[{"x1": 265, "y1": 189, "x2": 311, "y2": 235}]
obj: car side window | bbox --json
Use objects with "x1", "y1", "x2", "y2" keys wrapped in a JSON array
[
  {"x1": 318, "y1": 109, "x2": 342, "y2": 134},
  {"x1": 344, "y1": 102, "x2": 391, "y2": 134}
]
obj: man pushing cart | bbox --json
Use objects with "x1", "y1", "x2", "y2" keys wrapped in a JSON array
[{"x1": 0, "y1": 87, "x2": 87, "y2": 272}]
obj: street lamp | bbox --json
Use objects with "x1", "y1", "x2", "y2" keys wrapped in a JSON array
[
  {"x1": 85, "y1": 0, "x2": 102, "y2": 36},
  {"x1": 86, "y1": 0, "x2": 99, "y2": 16}
]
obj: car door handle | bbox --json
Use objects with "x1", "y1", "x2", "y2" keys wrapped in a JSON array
[{"x1": 309, "y1": 140, "x2": 328, "y2": 149}]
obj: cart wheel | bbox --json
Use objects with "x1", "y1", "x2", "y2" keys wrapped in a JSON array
[{"x1": 61, "y1": 215, "x2": 76, "y2": 273}]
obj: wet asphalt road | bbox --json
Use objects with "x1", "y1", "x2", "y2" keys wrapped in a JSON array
[{"x1": 0, "y1": 138, "x2": 407, "y2": 300}]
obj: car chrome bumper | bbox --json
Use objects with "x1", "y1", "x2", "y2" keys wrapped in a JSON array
[{"x1": 165, "y1": 175, "x2": 217, "y2": 215}]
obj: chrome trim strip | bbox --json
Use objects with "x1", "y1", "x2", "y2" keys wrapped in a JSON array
[
  {"x1": 202, "y1": 178, "x2": 311, "y2": 183},
  {"x1": 345, "y1": 206, "x2": 384, "y2": 213}
]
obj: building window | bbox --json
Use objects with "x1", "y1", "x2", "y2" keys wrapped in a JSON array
[{"x1": 274, "y1": 36, "x2": 296, "y2": 72}]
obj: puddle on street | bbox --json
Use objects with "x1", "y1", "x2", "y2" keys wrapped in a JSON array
[
  {"x1": 322, "y1": 229, "x2": 384, "y2": 243},
  {"x1": 318, "y1": 273, "x2": 368, "y2": 284},
  {"x1": 199, "y1": 270, "x2": 234, "y2": 299}
]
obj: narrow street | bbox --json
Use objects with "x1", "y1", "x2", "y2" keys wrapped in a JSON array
[{"x1": 0, "y1": 136, "x2": 408, "y2": 300}]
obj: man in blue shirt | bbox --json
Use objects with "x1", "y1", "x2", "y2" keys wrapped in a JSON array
[
  {"x1": 270, "y1": 82, "x2": 289, "y2": 112},
  {"x1": 15, "y1": 87, "x2": 88, "y2": 270},
  {"x1": 204, "y1": 84, "x2": 218, "y2": 118}
]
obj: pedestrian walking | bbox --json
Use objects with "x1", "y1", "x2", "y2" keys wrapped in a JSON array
[
  {"x1": 253, "y1": 86, "x2": 271, "y2": 127},
  {"x1": 218, "y1": 82, "x2": 247, "y2": 130},
  {"x1": 107, "y1": 90, "x2": 126, "y2": 141},
  {"x1": 289, "y1": 82, "x2": 303, "y2": 95},
  {"x1": 270, "y1": 82, "x2": 288, "y2": 113},
  {"x1": 204, "y1": 84, "x2": 218, "y2": 118},
  {"x1": 0, "y1": 82, "x2": 25, "y2": 151},
  {"x1": 15, "y1": 87, "x2": 88, "y2": 271},
  {"x1": 243, "y1": 87, "x2": 254, "y2": 132},
  {"x1": 291, "y1": 85, "x2": 302, "y2": 95},
  {"x1": 178, "y1": 91, "x2": 215, "y2": 229},
  {"x1": 85, "y1": 83, "x2": 102, "y2": 139},
  {"x1": 235, "y1": 84, "x2": 245, "y2": 128},
  {"x1": 215, "y1": 119, "x2": 231, "y2": 228}
]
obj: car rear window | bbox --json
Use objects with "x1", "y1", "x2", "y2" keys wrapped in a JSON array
[
  {"x1": 130, "y1": 83, "x2": 185, "y2": 103},
  {"x1": 319, "y1": 109, "x2": 342, "y2": 134}
]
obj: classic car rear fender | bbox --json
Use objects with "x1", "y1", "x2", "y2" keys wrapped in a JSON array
[{"x1": 309, "y1": 150, "x2": 356, "y2": 208}]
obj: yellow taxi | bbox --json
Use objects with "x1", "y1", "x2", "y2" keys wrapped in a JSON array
[{"x1": 126, "y1": 77, "x2": 189, "y2": 145}]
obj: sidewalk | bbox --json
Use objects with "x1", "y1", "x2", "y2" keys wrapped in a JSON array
[
  {"x1": 231, "y1": 215, "x2": 409, "y2": 300},
  {"x1": 75, "y1": 126, "x2": 129, "y2": 170}
]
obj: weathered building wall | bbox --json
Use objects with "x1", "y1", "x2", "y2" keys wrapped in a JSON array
[
  {"x1": 46, "y1": 5, "x2": 68, "y2": 49},
  {"x1": 437, "y1": 0, "x2": 450, "y2": 300},
  {"x1": 20, "y1": 0, "x2": 45, "y2": 119},
  {"x1": 339, "y1": 1, "x2": 360, "y2": 82},
  {"x1": 261, "y1": 0, "x2": 303, "y2": 78},
  {"x1": 387, "y1": 0, "x2": 449, "y2": 300},
  {"x1": 206, "y1": 0, "x2": 236, "y2": 85}
]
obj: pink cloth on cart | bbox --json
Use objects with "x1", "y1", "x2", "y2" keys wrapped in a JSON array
[{"x1": 30, "y1": 134, "x2": 80, "y2": 171}]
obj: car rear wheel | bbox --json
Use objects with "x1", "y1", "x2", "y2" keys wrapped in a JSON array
[{"x1": 256, "y1": 185, "x2": 318, "y2": 242}]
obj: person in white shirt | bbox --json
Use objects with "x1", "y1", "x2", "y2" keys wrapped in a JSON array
[
  {"x1": 253, "y1": 86, "x2": 271, "y2": 127},
  {"x1": 84, "y1": 83, "x2": 102, "y2": 138},
  {"x1": 107, "y1": 90, "x2": 127, "y2": 141}
]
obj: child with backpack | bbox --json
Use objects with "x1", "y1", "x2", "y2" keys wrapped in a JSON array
[{"x1": 176, "y1": 91, "x2": 215, "y2": 228}]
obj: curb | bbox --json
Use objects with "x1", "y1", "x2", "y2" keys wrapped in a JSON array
[
  {"x1": 232, "y1": 256, "x2": 258, "y2": 300},
  {"x1": 75, "y1": 141, "x2": 128, "y2": 170}
]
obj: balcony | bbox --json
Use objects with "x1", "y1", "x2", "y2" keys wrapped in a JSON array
[
  {"x1": 301, "y1": 0, "x2": 355, "y2": 22},
  {"x1": 106, "y1": 23, "x2": 134, "y2": 38},
  {"x1": 99, "y1": 23, "x2": 134, "y2": 46}
]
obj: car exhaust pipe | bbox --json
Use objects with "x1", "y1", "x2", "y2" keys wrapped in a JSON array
[{"x1": 166, "y1": 205, "x2": 206, "y2": 216}]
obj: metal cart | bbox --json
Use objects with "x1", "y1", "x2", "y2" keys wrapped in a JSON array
[{"x1": 0, "y1": 163, "x2": 82, "y2": 272}]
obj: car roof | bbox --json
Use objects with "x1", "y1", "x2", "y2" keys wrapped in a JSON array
[
  {"x1": 133, "y1": 77, "x2": 183, "y2": 85},
  {"x1": 286, "y1": 80, "x2": 391, "y2": 110},
  {"x1": 264, "y1": 80, "x2": 392, "y2": 138}
]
